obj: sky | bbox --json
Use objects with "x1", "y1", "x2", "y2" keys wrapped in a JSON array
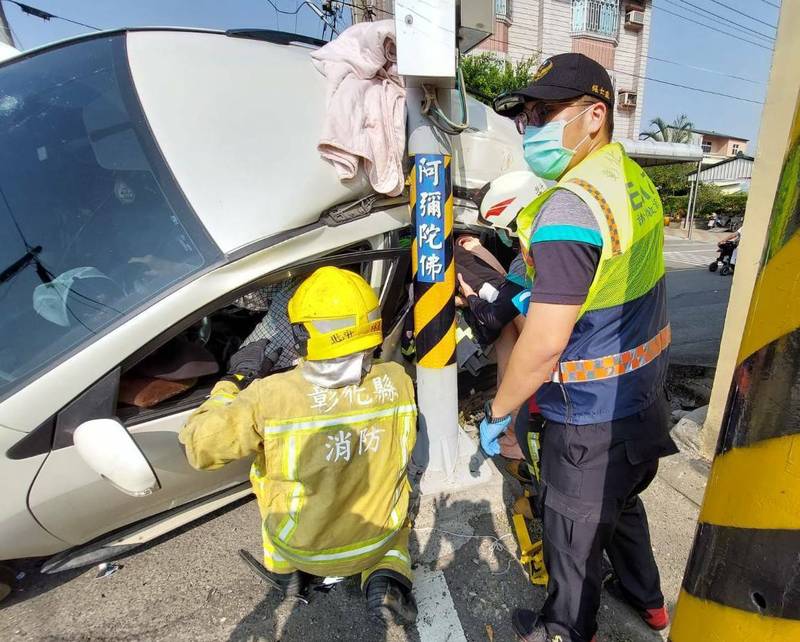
[
  {"x1": 0, "y1": 0, "x2": 780, "y2": 152},
  {"x1": 640, "y1": 0, "x2": 778, "y2": 152}
]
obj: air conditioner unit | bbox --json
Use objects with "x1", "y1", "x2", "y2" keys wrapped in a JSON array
[
  {"x1": 625, "y1": 10, "x2": 645, "y2": 29},
  {"x1": 619, "y1": 91, "x2": 637, "y2": 108}
]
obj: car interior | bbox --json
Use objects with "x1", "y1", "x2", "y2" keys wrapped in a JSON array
[{"x1": 115, "y1": 241, "x2": 413, "y2": 426}]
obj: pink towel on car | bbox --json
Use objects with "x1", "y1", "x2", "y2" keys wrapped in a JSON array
[{"x1": 310, "y1": 20, "x2": 406, "y2": 197}]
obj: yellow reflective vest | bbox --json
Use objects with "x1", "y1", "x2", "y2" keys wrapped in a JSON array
[{"x1": 516, "y1": 143, "x2": 669, "y2": 424}]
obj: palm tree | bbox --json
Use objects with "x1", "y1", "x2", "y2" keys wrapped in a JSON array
[{"x1": 642, "y1": 114, "x2": 694, "y2": 143}]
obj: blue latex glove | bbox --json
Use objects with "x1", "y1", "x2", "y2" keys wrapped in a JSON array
[{"x1": 479, "y1": 401, "x2": 512, "y2": 457}]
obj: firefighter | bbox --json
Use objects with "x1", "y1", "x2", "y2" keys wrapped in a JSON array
[
  {"x1": 482, "y1": 54, "x2": 677, "y2": 642},
  {"x1": 179, "y1": 266, "x2": 418, "y2": 625}
]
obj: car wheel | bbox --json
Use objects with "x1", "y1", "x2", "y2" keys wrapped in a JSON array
[
  {"x1": 709, "y1": 261, "x2": 718, "y2": 272},
  {"x1": 0, "y1": 564, "x2": 15, "y2": 602}
]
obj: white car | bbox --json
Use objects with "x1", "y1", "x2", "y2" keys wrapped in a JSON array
[{"x1": 0, "y1": 27, "x2": 525, "y2": 600}]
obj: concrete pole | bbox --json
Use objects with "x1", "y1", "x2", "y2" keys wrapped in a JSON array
[
  {"x1": 671, "y1": 3, "x2": 800, "y2": 639},
  {"x1": 686, "y1": 160, "x2": 701, "y2": 240},
  {"x1": 700, "y1": 0, "x2": 800, "y2": 459},
  {"x1": 408, "y1": 88, "x2": 492, "y2": 494}
]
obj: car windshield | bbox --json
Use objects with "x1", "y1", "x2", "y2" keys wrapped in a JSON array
[{"x1": 0, "y1": 36, "x2": 219, "y2": 400}]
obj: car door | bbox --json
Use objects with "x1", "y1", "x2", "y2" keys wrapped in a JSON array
[{"x1": 27, "y1": 247, "x2": 410, "y2": 546}]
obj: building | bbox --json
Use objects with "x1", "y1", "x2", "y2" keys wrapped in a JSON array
[
  {"x1": 488, "y1": 1, "x2": 654, "y2": 140},
  {"x1": 687, "y1": 154, "x2": 753, "y2": 194},
  {"x1": 353, "y1": 1, "x2": 653, "y2": 140},
  {"x1": 685, "y1": 128, "x2": 749, "y2": 165}
]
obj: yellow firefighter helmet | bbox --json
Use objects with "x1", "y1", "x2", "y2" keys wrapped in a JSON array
[{"x1": 288, "y1": 266, "x2": 382, "y2": 361}]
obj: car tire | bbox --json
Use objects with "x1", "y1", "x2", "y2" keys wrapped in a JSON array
[
  {"x1": 0, "y1": 564, "x2": 14, "y2": 603},
  {"x1": 709, "y1": 261, "x2": 718, "y2": 272}
]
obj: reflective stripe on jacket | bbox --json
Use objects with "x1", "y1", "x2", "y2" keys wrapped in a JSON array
[
  {"x1": 517, "y1": 143, "x2": 669, "y2": 424},
  {"x1": 180, "y1": 361, "x2": 417, "y2": 577}
]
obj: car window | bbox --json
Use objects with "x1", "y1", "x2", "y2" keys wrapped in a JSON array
[
  {"x1": 0, "y1": 36, "x2": 220, "y2": 400},
  {"x1": 116, "y1": 256, "x2": 407, "y2": 425}
]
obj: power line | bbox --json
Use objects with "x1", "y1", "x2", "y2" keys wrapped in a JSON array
[
  {"x1": 652, "y1": 4, "x2": 773, "y2": 51},
  {"x1": 646, "y1": 54, "x2": 765, "y2": 85},
  {"x1": 265, "y1": 0, "x2": 306, "y2": 16},
  {"x1": 478, "y1": 36, "x2": 765, "y2": 105},
  {"x1": 700, "y1": 0, "x2": 779, "y2": 29},
  {"x1": 666, "y1": 0, "x2": 774, "y2": 40},
  {"x1": 1, "y1": 0, "x2": 100, "y2": 31},
  {"x1": 756, "y1": 0, "x2": 780, "y2": 8},
  {"x1": 321, "y1": 1, "x2": 767, "y2": 104},
  {"x1": 634, "y1": 74, "x2": 762, "y2": 104},
  {"x1": 336, "y1": 0, "x2": 393, "y2": 17}
]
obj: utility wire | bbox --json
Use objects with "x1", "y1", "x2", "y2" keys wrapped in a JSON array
[
  {"x1": 756, "y1": 0, "x2": 780, "y2": 8},
  {"x1": 335, "y1": 0, "x2": 393, "y2": 17},
  {"x1": 646, "y1": 54, "x2": 765, "y2": 85},
  {"x1": 331, "y1": 0, "x2": 766, "y2": 104},
  {"x1": 652, "y1": 4, "x2": 773, "y2": 51},
  {"x1": 700, "y1": 0, "x2": 779, "y2": 29},
  {"x1": 666, "y1": 0, "x2": 774, "y2": 40},
  {"x1": 479, "y1": 36, "x2": 765, "y2": 105},
  {"x1": 1, "y1": 0, "x2": 100, "y2": 31},
  {"x1": 265, "y1": 0, "x2": 306, "y2": 15}
]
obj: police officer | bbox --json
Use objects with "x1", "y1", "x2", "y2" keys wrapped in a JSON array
[
  {"x1": 479, "y1": 54, "x2": 678, "y2": 642},
  {"x1": 180, "y1": 266, "x2": 418, "y2": 625}
]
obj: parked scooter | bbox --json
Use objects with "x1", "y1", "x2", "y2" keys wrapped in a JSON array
[{"x1": 709, "y1": 238, "x2": 738, "y2": 276}]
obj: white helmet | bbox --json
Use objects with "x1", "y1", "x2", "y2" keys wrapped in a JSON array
[{"x1": 478, "y1": 171, "x2": 548, "y2": 236}]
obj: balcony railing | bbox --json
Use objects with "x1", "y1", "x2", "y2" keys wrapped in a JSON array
[{"x1": 571, "y1": 0, "x2": 620, "y2": 41}]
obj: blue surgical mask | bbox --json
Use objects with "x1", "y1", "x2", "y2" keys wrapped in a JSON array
[{"x1": 522, "y1": 105, "x2": 592, "y2": 180}]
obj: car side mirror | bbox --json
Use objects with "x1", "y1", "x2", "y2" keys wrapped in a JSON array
[{"x1": 73, "y1": 419, "x2": 161, "y2": 497}]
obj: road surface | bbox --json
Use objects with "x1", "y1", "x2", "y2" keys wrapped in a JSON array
[{"x1": 663, "y1": 235, "x2": 733, "y2": 367}]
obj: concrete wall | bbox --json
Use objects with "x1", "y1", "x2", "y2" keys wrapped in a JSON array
[
  {"x1": 701, "y1": 3, "x2": 800, "y2": 458},
  {"x1": 507, "y1": 0, "x2": 543, "y2": 62},
  {"x1": 541, "y1": 0, "x2": 574, "y2": 59},
  {"x1": 614, "y1": 1, "x2": 651, "y2": 139},
  {"x1": 504, "y1": 0, "x2": 652, "y2": 141}
]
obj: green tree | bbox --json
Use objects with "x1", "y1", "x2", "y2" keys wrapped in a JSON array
[
  {"x1": 645, "y1": 162, "x2": 695, "y2": 197},
  {"x1": 460, "y1": 52, "x2": 540, "y2": 104},
  {"x1": 641, "y1": 114, "x2": 694, "y2": 143}
]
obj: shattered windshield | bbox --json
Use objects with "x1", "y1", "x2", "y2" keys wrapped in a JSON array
[{"x1": 0, "y1": 35, "x2": 219, "y2": 400}]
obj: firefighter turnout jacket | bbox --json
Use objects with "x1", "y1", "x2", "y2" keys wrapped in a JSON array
[{"x1": 180, "y1": 361, "x2": 417, "y2": 583}]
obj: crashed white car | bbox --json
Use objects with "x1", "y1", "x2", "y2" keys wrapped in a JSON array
[{"x1": 0, "y1": 27, "x2": 525, "y2": 599}]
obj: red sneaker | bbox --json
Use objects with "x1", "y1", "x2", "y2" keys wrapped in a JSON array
[
  {"x1": 604, "y1": 575, "x2": 670, "y2": 631},
  {"x1": 641, "y1": 605, "x2": 670, "y2": 631}
]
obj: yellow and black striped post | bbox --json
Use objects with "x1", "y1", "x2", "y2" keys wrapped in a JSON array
[
  {"x1": 410, "y1": 154, "x2": 456, "y2": 367},
  {"x1": 670, "y1": 100, "x2": 800, "y2": 640}
]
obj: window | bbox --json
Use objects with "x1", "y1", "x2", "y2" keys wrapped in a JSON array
[
  {"x1": 0, "y1": 36, "x2": 220, "y2": 400},
  {"x1": 496, "y1": 0, "x2": 511, "y2": 21},
  {"x1": 116, "y1": 252, "x2": 410, "y2": 424},
  {"x1": 572, "y1": 0, "x2": 620, "y2": 40},
  {"x1": 702, "y1": 140, "x2": 712, "y2": 153},
  {"x1": 732, "y1": 143, "x2": 741, "y2": 154}
]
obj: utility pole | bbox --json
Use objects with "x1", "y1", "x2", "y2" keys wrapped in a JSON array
[
  {"x1": 396, "y1": 0, "x2": 494, "y2": 494},
  {"x1": 686, "y1": 159, "x2": 703, "y2": 240},
  {"x1": 670, "y1": 1, "x2": 800, "y2": 638}
]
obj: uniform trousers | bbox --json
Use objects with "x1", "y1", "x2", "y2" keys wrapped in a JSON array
[{"x1": 516, "y1": 394, "x2": 678, "y2": 642}]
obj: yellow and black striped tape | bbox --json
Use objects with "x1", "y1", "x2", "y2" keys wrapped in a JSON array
[
  {"x1": 671, "y1": 103, "x2": 800, "y2": 641},
  {"x1": 411, "y1": 155, "x2": 456, "y2": 369}
]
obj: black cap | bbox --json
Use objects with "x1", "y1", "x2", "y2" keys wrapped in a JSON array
[{"x1": 494, "y1": 53, "x2": 614, "y2": 118}]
